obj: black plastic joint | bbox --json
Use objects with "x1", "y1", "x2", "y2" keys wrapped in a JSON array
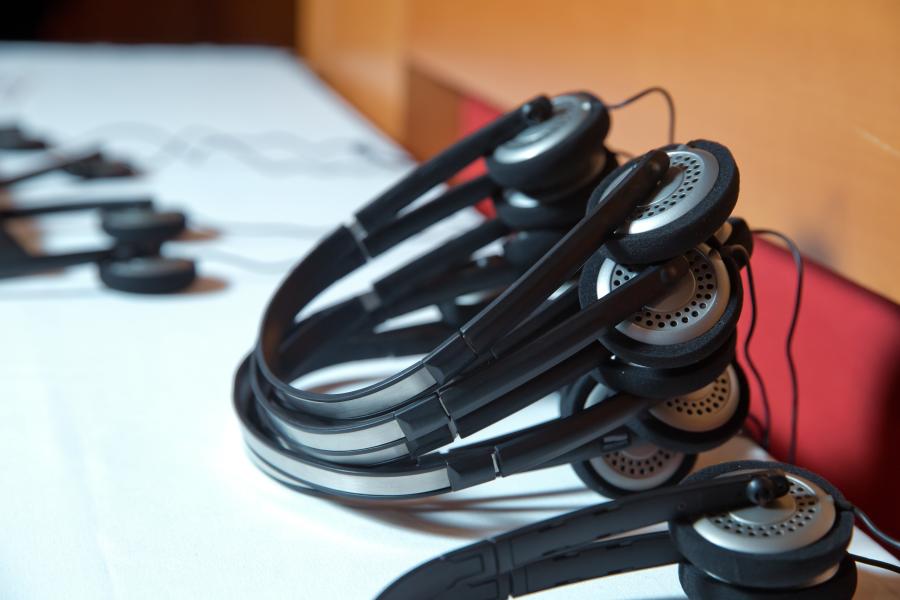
[
  {"x1": 423, "y1": 333, "x2": 479, "y2": 385},
  {"x1": 396, "y1": 398, "x2": 455, "y2": 456},
  {"x1": 445, "y1": 451, "x2": 497, "y2": 491}
]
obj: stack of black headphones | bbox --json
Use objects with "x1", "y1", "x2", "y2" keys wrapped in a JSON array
[
  {"x1": 232, "y1": 91, "x2": 753, "y2": 499},
  {"x1": 0, "y1": 199, "x2": 198, "y2": 293},
  {"x1": 0, "y1": 125, "x2": 205, "y2": 293},
  {"x1": 233, "y1": 92, "x2": 900, "y2": 598}
]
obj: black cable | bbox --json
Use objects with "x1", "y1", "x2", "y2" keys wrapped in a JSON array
[
  {"x1": 854, "y1": 507, "x2": 900, "y2": 552},
  {"x1": 753, "y1": 229, "x2": 804, "y2": 464},
  {"x1": 607, "y1": 86, "x2": 676, "y2": 145},
  {"x1": 713, "y1": 243, "x2": 770, "y2": 450},
  {"x1": 742, "y1": 258, "x2": 772, "y2": 449},
  {"x1": 848, "y1": 553, "x2": 900, "y2": 576}
]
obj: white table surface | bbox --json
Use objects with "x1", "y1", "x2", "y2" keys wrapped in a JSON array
[{"x1": 0, "y1": 44, "x2": 897, "y2": 600}]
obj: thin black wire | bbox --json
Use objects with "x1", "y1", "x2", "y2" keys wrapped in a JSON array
[
  {"x1": 742, "y1": 259, "x2": 772, "y2": 449},
  {"x1": 753, "y1": 229, "x2": 804, "y2": 464},
  {"x1": 848, "y1": 553, "x2": 900, "y2": 576},
  {"x1": 607, "y1": 86, "x2": 676, "y2": 145},
  {"x1": 720, "y1": 244, "x2": 771, "y2": 449},
  {"x1": 854, "y1": 507, "x2": 900, "y2": 552}
]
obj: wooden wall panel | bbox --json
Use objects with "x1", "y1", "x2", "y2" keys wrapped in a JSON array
[
  {"x1": 409, "y1": 0, "x2": 900, "y2": 301},
  {"x1": 298, "y1": 0, "x2": 409, "y2": 139},
  {"x1": 297, "y1": 0, "x2": 900, "y2": 300}
]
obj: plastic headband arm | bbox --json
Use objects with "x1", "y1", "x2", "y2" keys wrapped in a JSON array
[
  {"x1": 376, "y1": 471, "x2": 790, "y2": 600},
  {"x1": 354, "y1": 96, "x2": 553, "y2": 233}
]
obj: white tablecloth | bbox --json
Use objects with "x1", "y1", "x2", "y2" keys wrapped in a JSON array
[{"x1": 0, "y1": 44, "x2": 897, "y2": 600}]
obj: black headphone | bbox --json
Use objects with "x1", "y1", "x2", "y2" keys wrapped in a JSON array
[
  {"x1": 233, "y1": 91, "x2": 755, "y2": 500},
  {"x1": 376, "y1": 460, "x2": 897, "y2": 599},
  {"x1": 0, "y1": 199, "x2": 196, "y2": 293},
  {"x1": 0, "y1": 147, "x2": 136, "y2": 187},
  {"x1": 0, "y1": 124, "x2": 49, "y2": 151},
  {"x1": 560, "y1": 359, "x2": 749, "y2": 498}
]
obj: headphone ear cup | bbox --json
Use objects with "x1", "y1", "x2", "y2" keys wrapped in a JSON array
[
  {"x1": 63, "y1": 154, "x2": 137, "y2": 179},
  {"x1": 102, "y1": 209, "x2": 187, "y2": 244},
  {"x1": 98, "y1": 256, "x2": 197, "y2": 294},
  {"x1": 671, "y1": 460, "x2": 855, "y2": 591},
  {"x1": 486, "y1": 92, "x2": 610, "y2": 199},
  {"x1": 579, "y1": 244, "x2": 742, "y2": 369},
  {"x1": 627, "y1": 362, "x2": 749, "y2": 453},
  {"x1": 559, "y1": 376, "x2": 696, "y2": 497},
  {"x1": 502, "y1": 229, "x2": 567, "y2": 268},
  {"x1": 587, "y1": 139, "x2": 739, "y2": 264},
  {"x1": 677, "y1": 557, "x2": 857, "y2": 600},
  {"x1": 572, "y1": 443, "x2": 697, "y2": 498},
  {"x1": 593, "y1": 330, "x2": 736, "y2": 399},
  {"x1": 495, "y1": 191, "x2": 587, "y2": 231}
]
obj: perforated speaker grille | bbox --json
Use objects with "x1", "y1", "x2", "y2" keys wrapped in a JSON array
[
  {"x1": 600, "y1": 146, "x2": 719, "y2": 235},
  {"x1": 589, "y1": 442, "x2": 684, "y2": 492},
  {"x1": 693, "y1": 472, "x2": 837, "y2": 554},
  {"x1": 595, "y1": 244, "x2": 730, "y2": 345},
  {"x1": 649, "y1": 365, "x2": 739, "y2": 432}
]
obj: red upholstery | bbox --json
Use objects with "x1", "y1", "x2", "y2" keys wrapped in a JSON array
[
  {"x1": 458, "y1": 94, "x2": 900, "y2": 540},
  {"x1": 738, "y1": 240, "x2": 900, "y2": 541}
]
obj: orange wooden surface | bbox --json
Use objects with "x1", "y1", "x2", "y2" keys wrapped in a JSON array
[
  {"x1": 298, "y1": 0, "x2": 409, "y2": 139},
  {"x1": 298, "y1": 0, "x2": 900, "y2": 301}
]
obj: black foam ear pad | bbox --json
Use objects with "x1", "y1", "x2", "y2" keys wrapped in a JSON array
[
  {"x1": 593, "y1": 330, "x2": 737, "y2": 399},
  {"x1": 572, "y1": 443, "x2": 697, "y2": 498},
  {"x1": 579, "y1": 244, "x2": 742, "y2": 369},
  {"x1": 494, "y1": 149, "x2": 618, "y2": 231},
  {"x1": 502, "y1": 229, "x2": 567, "y2": 268},
  {"x1": 486, "y1": 92, "x2": 611, "y2": 200},
  {"x1": 670, "y1": 460, "x2": 855, "y2": 591},
  {"x1": 627, "y1": 362, "x2": 749, "y2": 453},
  {"x1": 98, "y1": 257, "x2": 197, "y2": 294},
  {"x1": 559, "y1": 376, "x2": 697, "y2": 497},
  {"x1": 677, "y1": 557, "x2": 857, "y2": 600},
  {"x1": 101, "y1": 209, "x2": 187, "y2": 244},
  {"x1": 494, "y1": 191, "x2": 588, "y2": 231},
  {"x1": 586, "y1": 140, "x2": 739, "y2": 264}
]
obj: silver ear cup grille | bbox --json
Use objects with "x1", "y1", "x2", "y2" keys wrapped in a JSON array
[
  {"x1": 595, "y1": 244, "x2": 730, "y2": 345},
  {"x1": 693, "y1": 472, "x2": 837, "y2": 554},
  {"x1": 589, "y1": 442, "x2": 684, "y2": 492},
  {"x1": 649, "y1": 365, "x2": 739, "y2": 433},
  {"x1": 600, "y1": 146, "x2": 719, "y2": 235},
  {"x1": 492, "y1": 93, "x2": 594, "y2": 164},
  {"x1": 582, "y1": 385, "x2": 685, "y2": 492}
]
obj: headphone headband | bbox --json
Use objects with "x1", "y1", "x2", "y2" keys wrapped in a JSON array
[{"x1": 375, "y1": 468, "x2": 790, "y2": 599}]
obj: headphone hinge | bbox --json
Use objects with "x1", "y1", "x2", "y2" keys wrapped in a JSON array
[{"x1": 396, "y1": 396, "x2": 457, "y2": 456}]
